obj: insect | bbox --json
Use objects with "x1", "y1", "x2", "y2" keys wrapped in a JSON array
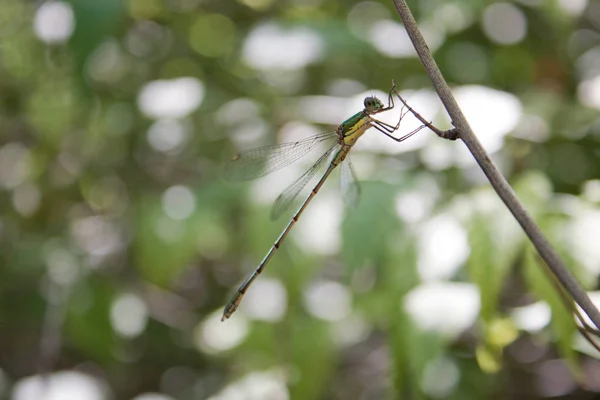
[{"x1": 222, "y1": 83, "x2": 424, "y2": 320}]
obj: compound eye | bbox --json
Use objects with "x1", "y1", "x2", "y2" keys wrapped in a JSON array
[{"x1": 364, "y1": 97, "x2": 374, "y2": 108}]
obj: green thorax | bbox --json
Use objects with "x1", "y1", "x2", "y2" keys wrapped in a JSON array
[{"x1": 339, "y1": 110, "x2": 368, "y2": 136}]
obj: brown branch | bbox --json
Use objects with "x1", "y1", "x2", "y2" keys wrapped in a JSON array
[
  {"x1": 535, "y1": 253, "x2": 600, "y2": 353},
  {"x1": 392, "y1": 0, "x2": 600, "y2": 330},
  {"x1": 392, "y1": 85, "x2": 459, "y2": 140}
]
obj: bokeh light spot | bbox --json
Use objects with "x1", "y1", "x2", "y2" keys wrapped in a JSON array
[
  {"x1": 582, "y1": 180, "x2": 600, "y2": 202},
  {"x1": 33, "y1": 1, "x2": 74, "y2": 44},
  {"x1": 162, "y1": 185, "x2": 196, "y2": 221},
  {"x1": 208, "y1": 370, "x2": 288, "y2": 400},
  {"x1": 331, "y1": 314, "x2": 371, "y2": 347},
  {"x1": 12, "y1": 183, "x2": 40, "y2": 217},
  {"x1": 147, "y1": 119, "x2": 189, "y2": 153},
  {"x1": 12, "y1": 371, "x2": 107, "y2": 400},
  {"x1": 196, "y1": 309, "x2": 249, "y2": 353},
  {"x1": 87, "y1": 40, "x2": 129, "y2": 84},
  {"x1": 217, "y1": 98, "x2": 261, "y2": 127},
  {"x1": 242, "y1": 23, "x2": 324, "y2": 70},
  {"x1": 558, "y1": 0, "x2": 588, "y2": 16},
  {"x1": 242, "y1": 278, "x2": 287, "y2": 322},
  {"x1": 0, "y1": 143, "x2": 30, "y2": 189},
  {"x1": 454, "y1": 86, "x2": 522, "y2": 159},
  {"x1": 568, "y1": 210, "x2": 600, "y2": 275},
  {"x1": 294, "y1": 193, "x2": 341, "y2": 255},
  {"x1": 482, "y1": 3, "x2": 527, "y2": 45},
  {"x1": 369, "y1": 20, "x2": 415, "y2": 58},
  {"x1": 138, "y1": 78, "x2": 205, "y2": 119},
  {"x1": 126, "y1": 20, "x2": 172, "y2": 59},
  {"x1": 404, "y1": 282, "x2": 480, "y2": 338},
  {"x1": 395, "y1": 189, "x2": 435, "y2": 224},
  {"x1": 577, "y1": 74, "x2": 600, "y2": 109},
  {"x1": 347, "y1": 1, "x2": 390, "y2": 38},
  {"x1": 304, "y1": 281, "x2": 352, "y2": 321},
  {"x1": 132, "y1": 394, "x2": 175, "y2": 400},
  {"x1": 421, "y1": 357, "x2": 460, "y2": 398},
  {"x1": 71, "y1": 217, "x2": 124, "y2": 258},
  {"x1": 536, "y1": 359, "x2": 576, "y2": 397},
  {"x1": 45, "y1": 248, "x2": 79, "y2": 287},
  {"x1": 433, "y1": 3, "x2": 474, "y2": 34},
  {"x1": 110, "y1": 293, "x2": 149, "y2": 338},
  {"x1": 418, "y1": 214, "x2": 469, "y2": 281}
]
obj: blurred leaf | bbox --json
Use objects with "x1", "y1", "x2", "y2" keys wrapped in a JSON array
[
  {"x1": 356, "y1": 231, "x2": 418, "y2": 324},
  {"x1": 66, "y1": 0, "x2": 126, "y2": 90},
  {"x1": 475, "y1": 344, "x2": 502, "y2": 374},
  {"x1": 452, "y1": 356, "x2": 495, "y2": 399},
  {"x1": 1, "y1": 0, "x2": 597, "y2": 396},
  {"x1": 389, "y1": 309, "x2": 445, "y2": 399},
  {"x1": 26, "y1": 80, "x2": 74, "y2": 146},
  {"x1": 492, "y1": 47, "x2": 535, "y2": 88},
  {"x1": 382, "y1": 229, "x2": 418, "y2": 294},
  {"x1": 476, "y1": 317, "x2": 519, "y2": 373},
  {"x1": 342, "y1": 181, "x2": 400, "y2": 270},
  {"x1": 466, "y1": 200, "x2": 520, "y2": 323},
  {"x1": 513, "y1": 171, "x2": 553, "y2": 219},
  {"x1": 486, "y1": 317, "x2": 518, "y2": 349},
  {"x1": 134, "y1": 195, "x2": 211, "y2": 286},
  {"x1": 288, "y1": 317, "x2": 335, "y2": 399},
  {"x1": 467, "y1": 213, "x2": 501, "y2": 322},
  {"x1": 523, "y1": 246, "x2": 580, "y2": 377},
  {"x1": 66, "y1": 279, "x2": 115, "y2": 363}
]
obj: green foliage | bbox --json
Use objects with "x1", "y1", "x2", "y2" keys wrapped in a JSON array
[
  {"x1": 342, "y1": 181, "x2": 400, "y2": 270},
  {"x1": 1, "y1": 0, "x2": 598, "y2": 398},
  {"x1": 467, "y1": 203, "x2": 519, "y2": 323},
  {"x1": 523, "y1": 247, "x2": 580, "y2": 377},
  {"x1": 66, "y1": 0, "x2": 126, "y2": 90}
]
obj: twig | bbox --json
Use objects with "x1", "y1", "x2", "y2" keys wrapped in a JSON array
[
  {"x1": 392, "y1": 0, "x2": 600, "y2": 330},
  {"x1": 392, "y1": 85, "x2": 459, "y2": 140},
  {"x1": 534, "y1": 253, "x2": 600, "y2": 353}
]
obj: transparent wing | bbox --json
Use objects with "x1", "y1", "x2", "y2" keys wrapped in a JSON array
[
  {"x1": 340, "y1": 156, "x2": 361, "y2": 208},
  {"x1": 223, "y1": 132, "x2": 337, "y2": 181},
  {"x1": 270, "y1": 144, "x2": 340, "y2": 220}
]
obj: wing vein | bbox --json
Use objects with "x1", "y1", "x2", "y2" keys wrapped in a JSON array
[
  {"x1": 223, "y1": 132, "x2": 336, "y2": 181},
  {"x1": 270, "y1": 144, "x2": 340, "y2": 220}
]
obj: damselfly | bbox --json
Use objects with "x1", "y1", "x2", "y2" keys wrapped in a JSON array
[{"x1": 222, "y1": 83, "x2": 424, "y2": 321}]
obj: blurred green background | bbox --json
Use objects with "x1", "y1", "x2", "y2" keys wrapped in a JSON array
[{"x1": 2, "y1": 0, "x2": 600, "y2": 398}]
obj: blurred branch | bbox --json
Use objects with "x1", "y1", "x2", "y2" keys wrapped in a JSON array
[
  {"x1": 391, "y1": 0, "x2": 600, "y2": 330},
  {"x1": 141, "y1": 283, "x2": 197, "y2": 329},
  {"x1": 39, "y1": 281, "x2": 70, "y2": 377}
]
